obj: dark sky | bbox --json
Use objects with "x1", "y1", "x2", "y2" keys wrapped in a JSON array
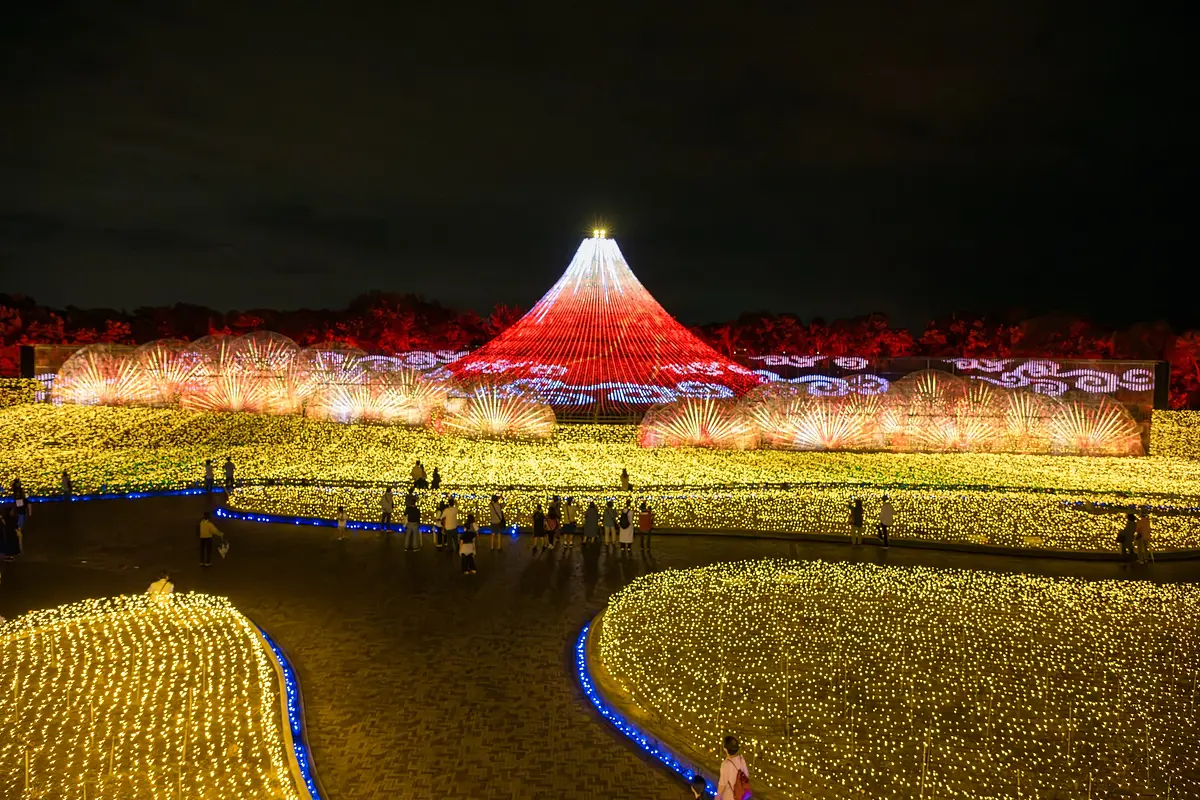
[{"x1": 0, "y1": 1, "x2": 1192, "y2": 329}]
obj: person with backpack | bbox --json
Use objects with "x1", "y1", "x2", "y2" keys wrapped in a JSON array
[
  {"x1": 848, "y1": 497, "x2": 864, "y2": 546},
  {"x1": 602, "y1": 500, "x2": 617, "y2": 548},
  {"x1": 638, "y1": 502, "x2": 654, "y2": 552},
  {"x1": 718, "y1": 734, "x2": 751, "y2": 800},
  {"x1": 618, "y1": 500, "x2": 635, "y2": 554}
]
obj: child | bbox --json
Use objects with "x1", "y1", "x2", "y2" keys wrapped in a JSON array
[
  {"x1": 460, "y1": 513, "x2": 478, "y2": 574},
  {"x1": 336, "y1": 505, "x2": 349, "y2": 540}
]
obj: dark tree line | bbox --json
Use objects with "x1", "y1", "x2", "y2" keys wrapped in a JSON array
[{"x1": 3, "y1": 293, "x2": 1198, "y2": 408}]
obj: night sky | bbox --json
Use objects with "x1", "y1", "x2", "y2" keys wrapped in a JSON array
[{"x1": 0, "y1": 1, "x2": 1191, "y2": 330}]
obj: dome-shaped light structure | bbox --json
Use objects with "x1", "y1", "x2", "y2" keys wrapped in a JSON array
[
  {"x1": 446, "y1": 234, "x2": 763, "y2": 416},
  {"x1": 747, "y1": 386, "x2": 882, "y2": 451},
  {"x1": 309, "y1": 364, "x2": 446, "y2": 425},
  {"x1": 1049, "y1": 394, "x2": 1144, "y2": 456},
  {"x1": 181, "y1": 333, "x2": 300, "y2": 414},
  {"x1": 53, "y1": 344, "x2": 152, "y2": 406},
  {"x1": 434, "y1": 384, "x2": 556, "y2": 440},
  {"x1": 288, "y1": 342, "x2": 367, "y2": 404},
  {"x1": 639, "y1": 397, "x2": 758, "y2": 449},
  {"x1": 134, "y1": 339, "x2": 201, "y2": 404}
]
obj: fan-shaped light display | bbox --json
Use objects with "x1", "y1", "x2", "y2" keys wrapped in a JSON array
[
  {"x1": 52, "y1": 345, "x2": 156, "y2": 406},
  {"x1": 134, "y1": 339, "x2": 201, "y2": 403},
  {"x1": 639, "y1": 397, "x2": 758, "y2": 449},
  {"x1": 308, "y1": 366, "x2": 445, "y2": 425},
  {"x1": 1049, "y1": 395, "x2": 1143, "y2": 456},
  {"x1": 435, "y1": 384, "x2": 556, "y2": 440},
  {"x1": 746, "y1": 386, "x2": 881, "y2": 451}
]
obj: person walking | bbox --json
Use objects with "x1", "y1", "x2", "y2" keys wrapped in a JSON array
[
  {"x1": 878, "y1": 495, "x2": 894, "y2": 549},
  {"x1": 603, "y1": 500, "x2": 617, "y2": 548},
  {"x1": 849, "y1": 498, "x2": 864, "y2": 546},
  {"x1": 532, "y1": 503, "x2": 546, "y2": 554},
  {"x1": 545, "y1": 497, "x2": 561, "y2": 549},
  {"x1": 411, "y1": 460, "x2": 428, "y2": 489},
  {"x1": 1135, "y1": 513, "x2": 1153, "y2": 564},
  {"x1": 717, "y1": 735, "x2": 751, "y2": 800},
  {"x1": 440, "y1": 497, "x2": 458, "y2": 551},
  {"x1": 460, "y1": 513, "x2": 478, "y2": 574},
  {"x1": 584, "y1": 501, "x2": 599, "y2": 545},
  {"x1": 335, "y1": 506, "x2": 349, "y2": 540},
  {"x1": 638, "y1": 502, "x2": 655, "y2": 552},
  {"x1": 430, "y1": 467, "x2": 441, "y2": 490},
  {"x1": 488, "y1": 494, "x2": 505, "y2": 550},
  {"x1": 198, "y1": 511, "x2": 222, "y2": 567},
  {"x1": 1117, "y1": 512, "x2": 1136, "y2": 566},
  {"x1": 222, "y1": 457, "x2": 235, "y2": 493},
  {"x1": 381, "y1": 487, "x2": 395, "y2": 528},
  {"x1": 204, "y1": 460, "x2": 214, "y2": 495},
  {"x1": 62, "y1": 470, "x2": 72, "y2": 501},
  {"x1": 405, "y1": 499, "x2": 422, "y2": 550},
  {"x1": 563, "y1": 497, "x2": 579, "y2": 547},
  {"x1": 618, "y1": 501, "x2": 635, "y2": 554}
]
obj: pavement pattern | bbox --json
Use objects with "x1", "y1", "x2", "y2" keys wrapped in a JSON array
[{"x1": 2, "y1": 496, "x2": 1198, "y2": 799}]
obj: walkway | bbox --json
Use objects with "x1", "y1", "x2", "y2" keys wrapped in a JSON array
[{"x1": 2, "y1": 497, "x2": 1197, "y2": 799}]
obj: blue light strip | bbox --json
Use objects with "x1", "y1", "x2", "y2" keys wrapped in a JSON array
[
  {"x1": 214, "y1": 505, "x2": 520, "y2": 537},
  {"x1": 1, "y1": 487, "x2": 216, "y2": 506},
  {"x1": 256, "y1": 625, "x2": 324, "y2": 800},
  {"x1": 574, "y1": 622, "x2": 716, "y2": 797}
]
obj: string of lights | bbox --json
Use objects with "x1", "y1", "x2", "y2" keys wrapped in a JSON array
[
  {"x1": 596, "y1": 560, "x2": 1200, "y2": 799},
  {"x1": 0, "y1": 593, "x2": 305, "y2": 800}
]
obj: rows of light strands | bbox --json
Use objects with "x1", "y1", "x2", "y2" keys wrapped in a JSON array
[
  {"x1": 227, "y1": 483, "x2": 1200, "y2": 551},
  {"x1": 642, "y1": 372, "x2": 1145, "y2": 455},
  {"x1": 1151, "y1": 410, "x2": 1200, "y2": 459},
  {"x1": 0, "y1": 593, "x2": 301, "y2": 800},
  {"x1": 597, "y1": 560, "x2": 1200, "y2": 799},
  {"x1": 4, "y1": 405, "x2": 1200, "y2": 499},
  {"x1": 50, "y1": 335, "x2": 557, "y2": 439}
]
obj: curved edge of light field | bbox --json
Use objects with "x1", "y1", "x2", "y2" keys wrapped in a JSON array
[{"x1": 254, "y1": 624, "x2": 328, "y2": 800}]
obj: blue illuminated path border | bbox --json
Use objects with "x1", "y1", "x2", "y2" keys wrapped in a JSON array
[
  {"x1": 575, "y1": 620, "x2": 716, "y2": 797},
  {"x1": 215, "y1": 505, "x2": 519, "y2": 537},
  {"x1": 256, "y1": 625, "x2": 325, "y2": 800}
]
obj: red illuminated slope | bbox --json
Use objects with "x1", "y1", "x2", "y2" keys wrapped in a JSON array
[{"x1": 446, "y1": 235, "x2": 762, "y2": 413}]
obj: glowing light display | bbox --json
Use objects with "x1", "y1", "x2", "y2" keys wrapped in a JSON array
[
  {"x1": 445, "y1": 235, "x2": 763, "y2": 414},
  {"x1": 597, "y1": 560, "x2": 1200, "y2": 799},
  {"x1": 52, "y1": 344, "x2": 155, "y2": 406},
  {"x1": 639, "y1": 398, "x2": 758, "y2": 449},
  {"x1": 434, "y1": 384, "x2": 556, "y2": 439},
  {"x1": 0, "y1": 593, "x2": 305, "y2": 800}
]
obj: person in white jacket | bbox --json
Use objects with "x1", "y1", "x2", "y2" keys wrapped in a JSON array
[{"x1": 717, "y1": 735, "x2": 750, "y2": 800}]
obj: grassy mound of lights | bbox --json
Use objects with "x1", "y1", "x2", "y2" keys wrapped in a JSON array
[
  {"x1": 594, "y1": 560, "x2": 1200, "y2": 799},
  {"x1": 0, "y1": 593, "x2": 307, "y2": 800}
]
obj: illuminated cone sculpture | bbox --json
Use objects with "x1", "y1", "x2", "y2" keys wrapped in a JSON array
[{"x1": 447, "y1": 233, "x2": 762, "y2": 415}]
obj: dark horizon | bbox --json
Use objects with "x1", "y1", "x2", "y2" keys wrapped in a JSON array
[{"x1": 1, "y1": 2, "x2": 1192, "y2": 331}]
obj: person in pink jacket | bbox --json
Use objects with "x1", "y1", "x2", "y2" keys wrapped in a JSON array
[{"x1": 717, "y1": 735, "x2": 750, "y2": 800}]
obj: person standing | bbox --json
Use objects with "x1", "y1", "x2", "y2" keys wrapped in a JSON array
[
  {"x1": 878, "y1": 495, "x2": 894, "y2": 549},
  {"x1": 488, "y1": 494, "x2": 505, "y2": 550},
  {"x1": 440, "y1": 497, "x2": 458, "y2": 552},
  {"x1": 545, "y1": 497, "x2": 561, "y2": 549},
  {"x1": 618, "y1": 501, "x2": 635, "y2": 554},
  {"x1": 849, "y1": 498, "x2": 864, "y2": 546},
  {"x1": 411, "y1": 460, "x2": 428, "y2": 489},
  {"x1": 2, "y1": 508, "x2": 21, "y2": 561},
  {"x1": 11, "y1": 478, "x2": 27, "y2": 532},
  {"x1": 717, "y1": 735, "x2": 751, "y2": 800},
  {"x1": 61, "y1": 470, "x2": 72, "y2": 501},
  {"x1": 222, "y1": 457, "x2": 235, "y2": 493},
  {"x1": 638, "y1": 503, "x2": 655, "y2": 551},
  {"x1": 1135, "y1": 513, "x2": 1153, "y2": 564},
  {"x1": 603, "y1": 500, "x2": 617, "y2": 548},
  {"x1": 434, "y1": 494, "x2": 449, "y2": 548},
  {"x1": 204, "y1": 460, "x2": 214, "y2": 495},
  {"x1": 460, "y1": 513, "x2": 478, "y2": 574},
  {"x1": 430, "y1": 467, "x2": 442, "y2": 490},
  {"x1": 532, "y1": 503, "x2": 546, "y2": 554},
  {"x1": 620, "y1": 468, "x2": 631, "y2": 492},
  {"x1": 563, "y1": 497, "x2": 579, "y2": 547},
  {"x1": 405, "y1": 499, "x2": 422, "y2": 550},
  {"x1": 336, "y1": 505, "x2": 349, "y2": 540},
  {"x1": 381, "y1": 487, "x2": 395, "y2": 528},
  {"x1": 1117, "y1": 512, "x2": 1136, "y2": 566},
  {"x1": 198, "y1": 512, "x2": 222, "y2": 567},
  {"x1": 584, "y1": 501, "x2": 599, "y2": 545}
]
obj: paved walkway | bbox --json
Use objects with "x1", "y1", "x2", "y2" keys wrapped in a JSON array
[{"x1": 2, "y1": 497, "x2": 1198, "y2": 799}]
